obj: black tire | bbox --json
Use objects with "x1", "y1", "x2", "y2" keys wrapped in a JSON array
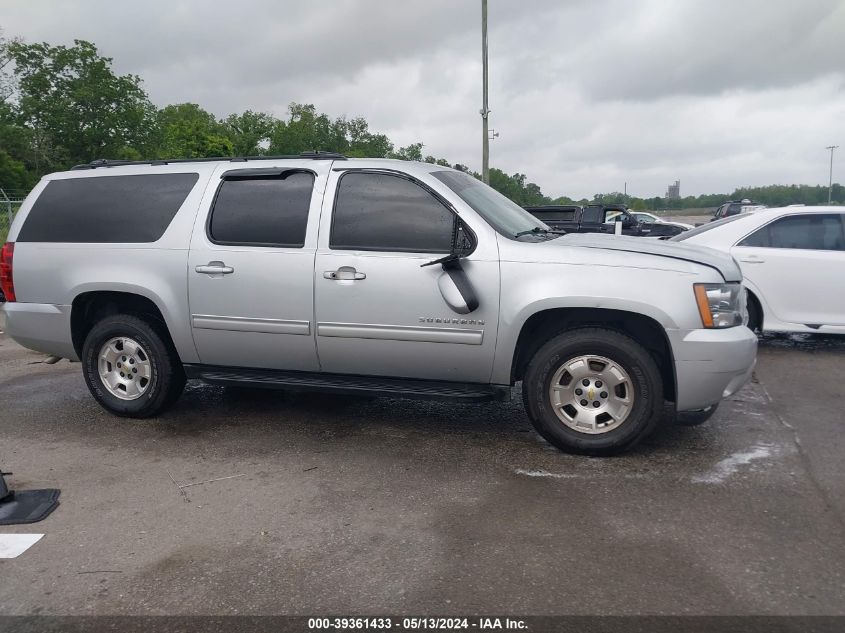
[
  {"x1": 522, "y1": 327, "x2": 664, "y2": 456},
  {"x1": 747, "y1": 292, "x2": 763, "y2": 333},
  {"x1": 675, "y1": 404, "x2": 719, "y2": 427},
  {"x1": 81, "y1": 313, "x2": 185, "y2": 418}
]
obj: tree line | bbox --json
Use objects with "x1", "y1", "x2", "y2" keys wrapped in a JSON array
[{"x1": 0, "y1": 34, "x2": 840, "y2": 209}]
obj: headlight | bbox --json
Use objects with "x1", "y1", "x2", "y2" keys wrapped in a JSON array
[{"x1": 693, "y1": 283, "x2": 746, "y2": 328}]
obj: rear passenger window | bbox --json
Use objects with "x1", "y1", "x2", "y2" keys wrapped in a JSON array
[
  {"x1": 738, "y1": 214, "x2": 845, "y2": 251},
  {"x1": 330, "y1": 172, "x2": 455, "y2": 253},
  {"x1": 209, "y1": 171, "x2": 314, "y2": 247},
  {"x1": 17, "y1": 173, "x2": 199, "y2": 243}
]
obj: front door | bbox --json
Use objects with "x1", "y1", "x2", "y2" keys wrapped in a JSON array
[
  {"x1": 314, "y1": 170, "x2": 500, "y2": 383},
  {"x1": 187, "y1": 165, "x2": 327, "y2": 370}
]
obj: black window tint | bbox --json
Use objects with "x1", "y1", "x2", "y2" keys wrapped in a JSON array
[
  {"x1": 209, "y1": 171, "x2": 313, "y2": 247},
  {"x1": 18, "y1": 173, "x2": 198, "y2": 243},
  {"x1": 331, "y1": 172, "x2": 455, "y2": 253},
  {"x1": 740, "y1": 214, "x2": 845, "y2": 250},
  {"x1": 532, "y1": 209, "x2": 576, "y2": 222},
  {"x1": 738, "y1": 225, "x2": 770, "y2": 247},
  {"x1": 581, "y1": 207, "x2": 602, "y2": 224}
]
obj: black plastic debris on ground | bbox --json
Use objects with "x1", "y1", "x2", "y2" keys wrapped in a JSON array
[{"x1": 0, "y1": 470, "x2": 60, "y2": 525}]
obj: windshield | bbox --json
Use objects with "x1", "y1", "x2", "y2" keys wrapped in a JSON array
[
  {"x1": 432, "y1": 170, "x2": 547, "y2": 238},
  {"x1": 670, "y1": 213, "x2": 749, "y2": 241}
]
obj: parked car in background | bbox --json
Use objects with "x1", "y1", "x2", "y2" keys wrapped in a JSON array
[
  {"x1": 605, "y1": 210, "x2": 692, "y2": 233},
  {"x1": 524, "y1": 204, "x2": 583, "y2": 231},
  {"x1": 627, "y1": 211, "x2": 694, "y2": 231},
  {"x1": 1, "y1": 154, "x2": 756, "y2": 455},
  {"x1": 711, "y1": 199, "x2": 766, "y2": 222},
  {"x1": 673, "y1": 207, "x2": 845, "y2": 334},
  {"x1": 525, "y1": 204, "x2": 685, "y2": 237}
]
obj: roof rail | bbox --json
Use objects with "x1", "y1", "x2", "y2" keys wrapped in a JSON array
[{"x1": 70, "y1": 151, "x2": 347, "y2": 170}]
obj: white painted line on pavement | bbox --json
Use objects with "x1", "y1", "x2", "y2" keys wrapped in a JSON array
[{"x1": 0, "y1": 534, "x2": 44, "y2": 558}]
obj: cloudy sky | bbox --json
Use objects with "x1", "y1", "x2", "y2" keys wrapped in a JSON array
[{"x1": 2, "y1": 0, "x2": 844, "y2": 198}]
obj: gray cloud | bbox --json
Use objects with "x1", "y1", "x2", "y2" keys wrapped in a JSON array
[{"x1": 1, "y1": 0, "x2": 843, "y2": 198}]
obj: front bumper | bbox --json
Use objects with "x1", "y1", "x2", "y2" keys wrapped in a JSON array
[
  {"x1": 1, "y1": 302, "x2": 78, "y2": 360},
  {"x1": 669, "y1": 325, "x2": 757, "y2": 412}
]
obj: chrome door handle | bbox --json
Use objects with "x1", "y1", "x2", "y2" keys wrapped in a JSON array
[
  {"x1": 324, "y1": 266, "x2": 366, "y2": 281},
  {"x1": 195, "y1": 262, "x2": 234, "y2": 275},
  {"x1": 739, "y1": 256, "x2": 765, "y2": 264}
]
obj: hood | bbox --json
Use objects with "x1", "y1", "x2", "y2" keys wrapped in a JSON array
[{"x1": 553, "y1": 233, "x2": 742, "y2": 282}]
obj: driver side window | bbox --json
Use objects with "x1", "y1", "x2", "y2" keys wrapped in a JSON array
[{"x1": 330, "y1": 172, "x2": 456, "y2": 253}]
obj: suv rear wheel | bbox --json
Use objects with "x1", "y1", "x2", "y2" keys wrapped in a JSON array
[
  {"x1": 82, "y1": 314, "x2": 185, "y2": 417},
  {"x1": 522, "y1": 328, "x2": 663, "y2": 455}
]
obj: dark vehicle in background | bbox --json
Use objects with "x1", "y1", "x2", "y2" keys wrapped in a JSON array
[
  {"x1": 711, "y1": 199, "x2": 766, "y2": 222},
  {"x1": 525, "y1": 204, "x2": 686, "y2": 237}
]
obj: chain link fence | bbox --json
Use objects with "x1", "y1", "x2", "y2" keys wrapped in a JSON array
[{"x1": 0, "y1": 188, "x2": 25, "y2": 244}]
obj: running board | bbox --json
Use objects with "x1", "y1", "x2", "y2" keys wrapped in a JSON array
[{"x1": 184, "y1": 365, "x2": 510, "y2": 403}]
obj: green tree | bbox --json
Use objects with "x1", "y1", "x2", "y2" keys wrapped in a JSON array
[
  {"x1": 221, "y1": 110, "x2": 275, "y2": 156},
  {"x1": 268, "y1": 103, "x2": 347, "y2": 155},
  {"x1": 154, "y1": 103, "x2": 233, "y2": 159},
  {"x1": 345, "y1": 116, "x2": 393, "y2": 157},
  {"x1": 0, "y1": 149, "x2": 34, "y2": 190},
  {"x1": 488, "y1": 168, "x2": 550, "y2": 206},
  {"x1": 7, "y1": 39, "x2": 155, "y2": 169},
  {"x1": 0, "y1": 28, "x2": 18, "y2": 103},
  {"x1": 390, "y1": 142, "x2": 424, "y2": 162}
]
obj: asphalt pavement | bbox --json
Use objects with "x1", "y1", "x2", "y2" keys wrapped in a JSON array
[{"x1": 0, "y1": 315, "x2": 843, "y2": 615}]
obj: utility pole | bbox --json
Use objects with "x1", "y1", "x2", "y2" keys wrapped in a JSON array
[
  {"x1": 826, "y1": 145, "x2": 838, "y2": 204},
  {"x1": 481, "y1": 0, "x2": 490, "y2": 184}
]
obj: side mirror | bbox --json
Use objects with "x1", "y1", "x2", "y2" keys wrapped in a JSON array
[
  {"x1": 421, "y1": 219, "x2": 475, "y2": 268},
  {"x1": 429, "y1": 218, "x2": 480, "y2": 314}
]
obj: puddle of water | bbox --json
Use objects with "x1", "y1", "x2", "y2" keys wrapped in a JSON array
[
  {"x1": 691, "y1": 444, "x2": 774, "y2": 484},
  {"x1": 758, "y1": 332, "x2": 845, "y2": 352},
  {"x1": 514, "y1": 468, "x2": 582, "y2": 479}
]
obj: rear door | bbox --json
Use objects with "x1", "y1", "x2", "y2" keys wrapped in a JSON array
[
  {"x1": 187, "y1": 162, "x2": 329, "y2": 370},
  {"x1": 732, "y1": 213, "x2": 845, "y2": 326}
]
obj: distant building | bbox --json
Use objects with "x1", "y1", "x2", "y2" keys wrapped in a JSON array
[{"x1": 665, "y1": 180, "x2": 680, "y2": 200}]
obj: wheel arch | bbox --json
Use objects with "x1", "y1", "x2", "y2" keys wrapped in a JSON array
[
  {"x1": 508, "y1": 307, "x2": 677, "y2": 403},
  {"x1": 745, "y1": 287, "x2": 764, "y2": 332},
  {"x1": 70, "y1": 290, "x2": 174, "y2": 359}
]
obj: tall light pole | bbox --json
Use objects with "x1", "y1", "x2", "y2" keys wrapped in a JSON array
[
  {"x1": 481, "y1": 0, "x2": 490, "y2": 184},
  {"x1": 826, "y1": 145, "x2": 838, "y2": 204}
]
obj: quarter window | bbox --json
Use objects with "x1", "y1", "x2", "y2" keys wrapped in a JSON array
[
  {"x1": 208, "y1": 171, "x2": 313, "y2": 247},
  {"x1": 330, "y1": 172, "x2": 455, "y2": 253},
  {"x1": 17, "y1": 173, "x2": 199, "y2": 243},
  {"x1": 738, "y1": 214, "x2": 845, "y2": 251}
]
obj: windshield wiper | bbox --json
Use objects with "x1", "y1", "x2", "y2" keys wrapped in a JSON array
[{"x1": 514, "y1": 227, "x2": 566, "y2": 238}]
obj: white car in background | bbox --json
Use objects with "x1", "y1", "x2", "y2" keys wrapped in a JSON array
[
  {"x1": 630, "y1": 211, "x2": 694, "y2": 231},
  {"x1": 672, "y1": 207, "x2": 845, "y2": 334},
  {"x1": 604, "y1": 210, "x2": 694, "y2": 232}
]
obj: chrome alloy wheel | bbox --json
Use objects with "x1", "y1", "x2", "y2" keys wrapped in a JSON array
[
  {"x1": 549, "y1": 354, "x2": 635, "y2": 434},
  {"x1": 98, "y1": 336, "x2": 152, "y2": 400}
]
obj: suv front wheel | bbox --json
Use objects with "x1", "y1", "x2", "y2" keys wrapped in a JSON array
[
  {"x1": 82, "y1": 314, "x2": 185, "y2": 418},
  {"x1": 522, "y1": 328, "x2": 664, "y2": 455}
]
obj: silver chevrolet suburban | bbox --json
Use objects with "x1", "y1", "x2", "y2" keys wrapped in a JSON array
[{"x1": 0, "y1": 153, "x2": 757, "y2": 455}]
